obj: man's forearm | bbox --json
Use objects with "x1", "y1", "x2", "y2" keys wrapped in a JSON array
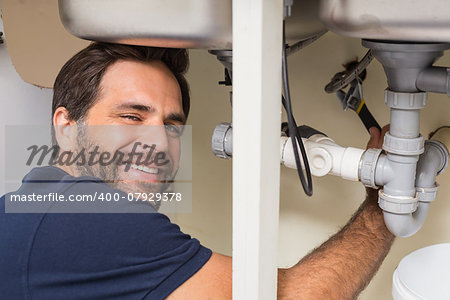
[{"x1": 277, "y1": 189, "x2": 395, "y2": 299}]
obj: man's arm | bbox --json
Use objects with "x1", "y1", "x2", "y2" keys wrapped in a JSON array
[
  {"x1": 168, "y1": 126, "x2": 394, "y2": 300},
  {"x1": 277, "y1": 188, "x2": 394, "y2": 299}
]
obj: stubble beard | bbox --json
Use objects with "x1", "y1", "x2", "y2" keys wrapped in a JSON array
[{"x1": 71, "y1": 122, "x2": 175, "y2": 210}]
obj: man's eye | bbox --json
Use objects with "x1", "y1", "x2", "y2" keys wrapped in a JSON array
[
  {"x1": 165, "y1": 124, "x2": 182, "y2": 137},
  {"x1": 121, "y1": 115, "x2": 142, "y2": 122}
]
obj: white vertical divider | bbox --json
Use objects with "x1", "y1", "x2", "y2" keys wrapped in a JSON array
[{"x1": 232, "y1": 0, "x2": 283, "y2": 299}]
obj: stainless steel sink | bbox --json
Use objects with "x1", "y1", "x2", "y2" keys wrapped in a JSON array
[
  {"x1": 58, "y1": 0, "x2": 326, "y2": 49},
  {"x1": 319, "y1": 0, "x2": 450, "y2": 42}
]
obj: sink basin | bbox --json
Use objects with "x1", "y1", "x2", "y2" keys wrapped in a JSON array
[
  {"x1": 58, "y1": 0, "x2": 326, "y2": 49},
  {"x1": 319, "y1": 0, "x2": 450, "y2": 42}
]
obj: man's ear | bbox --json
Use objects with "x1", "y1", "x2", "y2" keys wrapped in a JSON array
[{"x1": 53, "y1": 107, "x2": 77, "y2": 151}]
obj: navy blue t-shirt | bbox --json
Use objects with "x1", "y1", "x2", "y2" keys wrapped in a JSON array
[{"x1": 0, "y1": 166, "x2": 212, "y2": 299}]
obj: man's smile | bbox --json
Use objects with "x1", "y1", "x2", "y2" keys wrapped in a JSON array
[
  {"x1": 119, "y1": 163, "x2": 170, "y2": 183},
  {"x1": 129, "y1": 163, "x2": 160, "y2": 174}
]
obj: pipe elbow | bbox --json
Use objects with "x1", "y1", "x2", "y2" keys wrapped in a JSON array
[{"x1": 382, "y1": 202, "x2": 430, "y2": 237}]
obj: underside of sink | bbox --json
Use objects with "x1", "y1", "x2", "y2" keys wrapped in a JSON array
[
  {"x1": 58, "y1": 0, "x2": 326, "y2": 50},
  {"x1": 320, "y1": 0, "x2": 450, "y2": 42}
]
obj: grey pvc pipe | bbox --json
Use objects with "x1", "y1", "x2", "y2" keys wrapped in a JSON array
[
  {"x1": 382, "y1": 153, "x2": 418, "y2": 198},
  {"x1": 383, "y1": 104, "x2": 421, "y2": 198},
  {"x1": 374, "y1": 154, "x2": 393, "y2": 187},
  {"x1": 416, "y1": 143, "x2": 446, "y2": 187},
  {"x1": 383, "y1": 202, "x2": 430, "y2": 238},
  {"x1": 416, "y1": 67, "x2": 450, "y2": 96},
  {"x1": 383, "y1": 142, "x2": 447, "y2": 237},
  {"x1": 389, "y1": 109, "x2": 421, "y2": 139}
]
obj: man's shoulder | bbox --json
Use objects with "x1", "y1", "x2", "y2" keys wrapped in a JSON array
[{"x1": 1, "y1": 167, "x2": 212, "y2": 299}]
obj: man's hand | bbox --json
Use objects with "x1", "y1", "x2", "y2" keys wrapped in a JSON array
[
  {"x1": 367, "y1": 125, "x2": 389, "y2": 150},
  {"x1": 365, "y1": 125, "x2": 389, "y2": 201},
  {"x1": 277, "y1": 124, "x2": 395, "y2": 299}
]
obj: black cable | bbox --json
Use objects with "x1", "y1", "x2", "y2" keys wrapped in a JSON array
[{"x1": 282, "y1": 20, "x2": 313, "y2": 196}]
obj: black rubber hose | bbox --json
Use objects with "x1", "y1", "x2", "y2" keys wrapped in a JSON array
[{"x1": 282, "y1": 21, "x2": 313, "y2": 196}]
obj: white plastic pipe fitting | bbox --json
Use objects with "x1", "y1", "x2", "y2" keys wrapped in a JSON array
[{"x1": 280, "y1": 134, "x2": 364, "y2": 181}]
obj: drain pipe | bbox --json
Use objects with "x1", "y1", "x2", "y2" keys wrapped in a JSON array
[
  {"x1": 212, "y1": 123, "x2": 365, "y2": 181},
  {"x1": 381, "y1": 139, "x2": 448, "y2": 237},
  {"x1": 360, "y1": 119, "x2": 450, "y2": 237},
  {"x1": 213, "y1": 121, "x2": 449, "y2": 237},
  {"x1": 377, "y1": 90, "x2": 426, "y2": 237},
  {"x1": 360, "y1": 40, "x2": 450, "y2": 237},
  {"x1": 359, "y1": 89, "x2": 428, "y2": 237}
]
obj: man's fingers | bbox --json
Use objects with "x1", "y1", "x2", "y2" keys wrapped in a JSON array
[
  {"x1": 367, "y1": 126, "x2": 381, "y2": 149},
  {"x1": 367, "y1": 125, "x2": 390, "y2": 149},
  {"x1": 367, "y1": 124, "x2": 390, "y2": 149},
  {"x1": 381, "y1": 124, "x2": 390, "y2": 138},
  {"x1": 369, "y1": 127, "x2": 380, "y2": 139}
]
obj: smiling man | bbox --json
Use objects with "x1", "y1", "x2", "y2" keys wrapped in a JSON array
[
  {"x1": 0, "y1": 42, "x2": 394, "y2": 299},
  {"x1": 0, "y1": 43, "x2": 215, "y2": 299},
  {"x1": 52, "y1": 45, "x2": 187, "y2": 205}
]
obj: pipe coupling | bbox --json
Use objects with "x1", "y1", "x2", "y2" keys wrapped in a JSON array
[
  {"x1": 417, "y1": 184, "x2": 439, "y2": 202},
  {"x1": 384, "y1": 90, "x2": 427, "y2": 110},
  {"x1": 359, "y1": 148, "x2": 383, "y2": 188},
  {"x1": 212, "y1": 122, "x2": 232, "y2": 159},
  {"x1": 378, "y1": 190, "x2": 419, "y2": 214},
  {"x1": 383, "y1": 133, "x2": 424, "y2": 155}
]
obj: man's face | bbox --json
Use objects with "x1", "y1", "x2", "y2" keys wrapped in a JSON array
[{"x1": 71, "y1": 59, "x2": 185, "y2": 197}]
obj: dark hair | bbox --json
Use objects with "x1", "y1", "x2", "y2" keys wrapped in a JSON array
[{"x1": 52, "y1": 42, "x2": 190, "y2": 127}]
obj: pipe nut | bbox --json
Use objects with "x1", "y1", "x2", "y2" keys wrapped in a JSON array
[
  {"x1": 378, "y1": 190, "x2": 419, "y2": 214},
  {"x1": 385, "y1": 90, "x2": 427, "y2": 110},
  {"x1": 417, "y1": 183, "x2": 439, "y2": 202},
  {"x1": 383, "y1": 133, "x2": 424, "y2": 155},
  {"x1": 359, "y1": 148, "x2": 382, "y2": 188},
  {"x1": 212, "y1": 122, "x2": 232, "y2": 159}
]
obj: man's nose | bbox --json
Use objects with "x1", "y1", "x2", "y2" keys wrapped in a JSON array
[{"x1": 140, "y1": 125, "x2": 169, "y2": 154}]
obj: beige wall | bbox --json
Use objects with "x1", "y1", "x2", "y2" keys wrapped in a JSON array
[{"x1": 3, "y1": 0, "x2": 450, "y2": 298}]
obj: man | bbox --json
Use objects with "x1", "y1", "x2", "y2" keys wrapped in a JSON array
[{"x1": 0, "y1": 42, "x2": 394, "y2": 299}]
